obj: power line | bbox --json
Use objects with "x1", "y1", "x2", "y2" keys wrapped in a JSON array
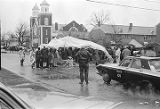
[
  {"x1": 86, "y1": 0, "x2": 160, "y2": 11},
  {"x1": 143, "y1": 0, "x2": 160, "y2": 4}
]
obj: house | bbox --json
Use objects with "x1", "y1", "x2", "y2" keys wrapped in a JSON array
[
  {"x1": 52, "y1": 20, "x2": 88, "y2": 40},
  {"x1": 89, "y1": 23, "x2": 156, "y2": 46},
  {"x1": 62, "y1": 20, "x2": 87, "y2": 32}
]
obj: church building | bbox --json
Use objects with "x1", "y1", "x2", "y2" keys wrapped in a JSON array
[{"x1": 30, "y1": 0, "x2": 52, "y2": 47}]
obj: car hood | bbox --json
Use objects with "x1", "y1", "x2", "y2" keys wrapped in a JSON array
[
  {"x1": 10, "y1": 84, "x2": 119, "y2": 109},
  {"x1": 9, "y1": 83, "x2": 155, "y2": 109}
]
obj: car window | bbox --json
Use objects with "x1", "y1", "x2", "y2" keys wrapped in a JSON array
[
  {"x1": 120, "y1": 58, "x2": 132, "y2": 67},
  {"x1": 131, "y1": 59, "x2": 141, "y2": 69},
  {"x1": 141, "y1": 59, "x2": 150, "y2": 70},
  {"x1": 149, "y1": 59, "x2": 160, "y2": 71}
]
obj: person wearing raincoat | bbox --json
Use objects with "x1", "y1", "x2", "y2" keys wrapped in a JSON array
[
  {"x1": 115, "y1": 46, "x2": 121, "y2": 64},
  {"x1": 30, "y1": 48, "x2": 36, "y2": 68},
  {"x1": 19, "y1": 48, "x2": 25, "y2": 66}
]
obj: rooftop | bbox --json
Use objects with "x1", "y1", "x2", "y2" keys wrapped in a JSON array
[
  {"x1": 40, "y1": 0, "x2": 49, "y2": 6},
  {"x1": 32, "y1": 4, "x2": 39, "y2": 10},
  {"x1": 93, "y1": 24, "x2": 156, "y2": 35}
]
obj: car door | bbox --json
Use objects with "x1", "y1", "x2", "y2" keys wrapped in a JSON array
[
  {"x1": 114, "y1": 57, "x2": 133, "y2": 82},
  {"x1": 124, "y1": 58, "x2": 143, "y2": 82}
]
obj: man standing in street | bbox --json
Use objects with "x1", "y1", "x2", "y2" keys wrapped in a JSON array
[
  {"x1": 115, "y1": 46, "x2": 121, "y2": 64},
  {"x1": 35, "y1": 47, "x2": 41, "y2": 68},
  {"x1": 19, "y1": 48, "x2": 25, "y2": 66},
  {"x1": 40, "y1": 46, "x2": 49, "y2": 68},
  {"x1": 75, "y1": 47, "x2": 92, "y2": 85}
]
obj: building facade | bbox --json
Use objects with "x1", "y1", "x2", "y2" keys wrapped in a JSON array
[
  {"x1": 89, "y1": 23, "x2": 157, "y2": 46},
  {"x1": 30, "y1": 0, "x2": 52, "y2": 47}
]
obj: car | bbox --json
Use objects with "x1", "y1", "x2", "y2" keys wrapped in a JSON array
[
  {"x1": 0, "y1": 71, "x2": 157, "y2": 109},
  {"x1": 0, "y1": 81, "x2": 122, "y2": 109},
  {"x1": 0, "y1": 82, "x2": 33, "y2": 109},
  {"x1": 96, "y1": 56, "x2": 160, "y2": 90}
]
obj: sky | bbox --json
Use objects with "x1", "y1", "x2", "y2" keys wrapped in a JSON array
[{"x1": 1, "y1": 0, "x2": 160, "y2": 33}]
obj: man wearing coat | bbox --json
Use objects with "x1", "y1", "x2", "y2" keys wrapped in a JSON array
[{"x1": 75, "y1": 47, "x2": 92, "y2": 85}]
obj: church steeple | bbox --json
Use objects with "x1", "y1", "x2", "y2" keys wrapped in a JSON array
[
  {"x1": 40, "y1": 0, "x2": 50, "y2": 13},
  {"x1": 32, "y1": 3, "x2": 40, "y2": 17}
]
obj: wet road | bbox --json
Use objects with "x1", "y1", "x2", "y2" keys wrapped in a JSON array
[{"x1": 1, "y1": 53, "x2": 160, "y2": 109}]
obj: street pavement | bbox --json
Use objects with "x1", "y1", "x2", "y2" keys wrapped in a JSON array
[{"x1": 2, "y1": 52, "x2": 160, "y2": 109}]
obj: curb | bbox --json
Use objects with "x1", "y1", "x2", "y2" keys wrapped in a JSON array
[{"x1": 1, "y1": 67, "x2": 67, "y2": 93}]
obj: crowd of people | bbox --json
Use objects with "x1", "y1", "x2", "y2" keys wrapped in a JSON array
[
  {"x1": 18, "y1": 44, "x2": 158, "y2": 68},
  {"x1": 106, "y1": 44, "x2": 157, "y2": 65},
  {"x1": 18, "y1": 44, "x2": 157, "y2": 85}
]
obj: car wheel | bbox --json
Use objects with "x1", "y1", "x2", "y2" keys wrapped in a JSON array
[
  {"x1": 139, "y1": 80, "x2": 153, "y2": 94},
  {"x1": 102, "y1": 73, "x2": 111, "y2": 85}
]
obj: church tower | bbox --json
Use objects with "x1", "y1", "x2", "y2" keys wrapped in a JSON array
[
  {"x1": 30, "y1": 4, "x2": 40, "y2": 47},
  {"x1": 38, "y1": 0, "x2": 52, "y2": 44},
  {"x1": 30, "y1": 0, "x2": 52, "y2": 47}
]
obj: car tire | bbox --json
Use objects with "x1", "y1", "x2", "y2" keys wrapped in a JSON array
[
  {"x1": 102, "y1": 73, "x2": 111, "y2": 84},
  {"x1": 139, "y1": 80, "x2": 153, "y2": 94}
]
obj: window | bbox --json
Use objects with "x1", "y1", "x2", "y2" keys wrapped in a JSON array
[
  {"x1": 120, "y1": 58, "x2": 132, "y2": 67},
  {"x1": 144, "y1": 36, "x2": 147, "y2": 40},
  {"x1": 45, "y1": 29, "x2": 48, "y2": 35},
  {"x1": 45, "y1": 38, "x2": 48, "y2": 44},
  {"x1": 141, "y1": 59, "x2": 150, "y2": 70},
  {"x1": 44, "y1": 18, "x2": 48, "y2": 25},
  {"x1": 124, "y1": 35, "x2": 130, "y2": 39},
  {"x1": 131, "y1": 59, "x2": 141, "y2": 69},
  {"x1": 45, "y1": 8, "x2": 47, "y2": 12},
  {"x1": 38, "y1": 29, "x2": 41, "y2": 35},
  {"x1": 149, "y1": 59, "x2": 160, "y2": 71}
]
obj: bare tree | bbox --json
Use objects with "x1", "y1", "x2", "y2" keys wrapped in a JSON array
[
  {"x1": 89, "y1": 10, "x2": 110, "y2": 27},
  {"x1": 15, "y1": 22, "x2": 29, "y2": 46},
  {"x1": 110, "y1": 24, "x2": 123, "y2": 44},
  {"x1": 1, "y1": 32, "x2": 14, "y2": 47}
]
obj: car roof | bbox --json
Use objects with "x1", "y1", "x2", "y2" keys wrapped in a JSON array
[{"x1": 127, "y1": 56, "x2": 160, "y2": 60}]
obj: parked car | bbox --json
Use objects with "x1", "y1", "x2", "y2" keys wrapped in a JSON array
[
  {"x1": 7, "y1": 46, "x2": 26, "y2": 51},
  {"x1": 96, "y1": 56, "x2": 160, "y2": 90}
]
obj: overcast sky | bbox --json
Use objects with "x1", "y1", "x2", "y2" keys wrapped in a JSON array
[{"x1": 1, "y1": 0, "x2": 160, "y2": 33}]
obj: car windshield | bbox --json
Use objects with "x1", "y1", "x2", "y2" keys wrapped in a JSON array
[{"x1": 149, "y1": 59, "x2": 160, "y2": 72}]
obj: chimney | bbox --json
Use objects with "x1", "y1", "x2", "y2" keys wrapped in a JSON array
[{"x1": 128, "y1": 23, "x2": 133, "y2": 32}]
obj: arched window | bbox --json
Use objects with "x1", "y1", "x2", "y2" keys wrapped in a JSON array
[
  {"x1": 44, "y1": 18, "x2": 48, "y2": 25},
  {"x1": 69, "y1": 27, "x2": 78, "y2": 32}
]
